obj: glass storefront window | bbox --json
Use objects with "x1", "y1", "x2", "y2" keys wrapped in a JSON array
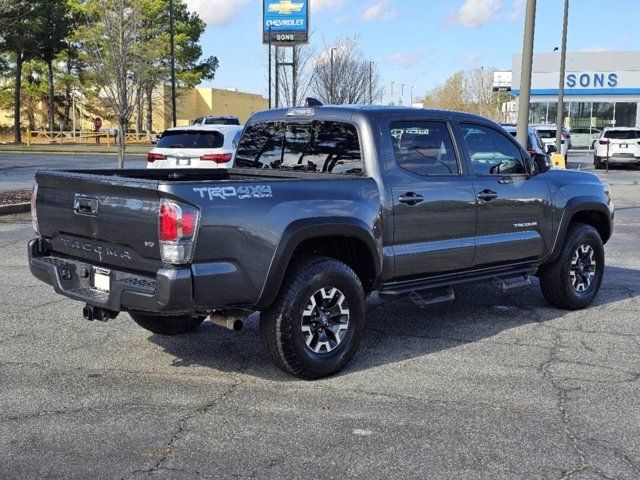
[
  {"x1": 593, "y1": 102, "x2": 615, "y2": 130},
  {"x1": 614, "y1": 103, "x2": 638, "y2": 128},
  {"x1": 569, "y1": 102, "x2": 591, "y2": 130},
  {"x1": 529, "y1": 102, "x2": 548, "y2": 124}
]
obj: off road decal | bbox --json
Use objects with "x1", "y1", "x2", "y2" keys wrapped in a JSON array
[{"x1": 193, "y1": 185, "x2": 273, "y2": 201}]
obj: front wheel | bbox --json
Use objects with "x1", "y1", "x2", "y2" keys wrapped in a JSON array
[
  {"x1": 129, "y1": 312, "x2": 205, "y2": 336},
  {"x1": 538, "y1": 223, "x2": 604, "y2": 310},
  {"x1": 260, "y1": 256, "x2": 365, "y2": 380}
]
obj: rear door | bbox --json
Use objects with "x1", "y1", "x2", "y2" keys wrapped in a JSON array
[
  {"x1": 457, "y1": 123, "x2": 553, "y2": 267},
  {"x1": 386, "y1": 117, "x2": 477, "y2": 278}
]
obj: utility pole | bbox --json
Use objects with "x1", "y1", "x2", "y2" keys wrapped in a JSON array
[
  {"x1": 268, "y1": 28, "x2": 272, "y2": 109},
  {"x1": 292, "y1": 46, "x2": 298, "y2": 106},
  {"x1": 275, "y1": 46, "x2": 280, "y2": 108},
  {"x1": 369, "y1": 61, "x2": 373, "y2": 105},
  {"x1": 516, "y1": 0, "x2": 537, "y2": 147},
  {"x1": 169, "y1": 0, "x2": 177, "y2": 127},
  {"x1": 401, "y1": 83, "x2": 405, "y2": 105},
  {"x1": 391, "y1": 81, "x2": 395, "y2": 105},
  {"x1": 411, "y1": 85, "x2": 414, "y2": 107},
  {"x1": 555, "y1": 0, "x2": 569, "y2": 155}
]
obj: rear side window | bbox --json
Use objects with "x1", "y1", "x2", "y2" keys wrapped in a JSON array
[
  {"x1": 235, "y1": 121, "x2": 363, "y2": 175},
  {"x1": 461, "y1": 124, "x2": 526, "y2": 176},
  {"x1": 605, "y1": 130, "x2": 639, "y2": 139},
  {"x1": 390, "y1": 121, "x2": 460, "y2": 175},
  {"x1": 157, "y1": 130, "x2": 225, "y2": 149}
]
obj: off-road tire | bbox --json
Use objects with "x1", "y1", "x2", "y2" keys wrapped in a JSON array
[
  {"x1": 260, "y1": 256, "x2": 365, "y2": 380},
  {"x1": 129, "y1": 312, "x2": 205, "y2": 336},
  {"x1": 538, "y1": 222, "x2": 604, "y2": 310}
]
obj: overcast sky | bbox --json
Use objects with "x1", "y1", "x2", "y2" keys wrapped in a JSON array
[{"x1": 185, "y1": 0, "x2": 640, "y2": 104}]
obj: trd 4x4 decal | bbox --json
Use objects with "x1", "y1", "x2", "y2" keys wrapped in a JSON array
[{"x1": 193, "y1": 185, "x2": 273, "y2": 201}]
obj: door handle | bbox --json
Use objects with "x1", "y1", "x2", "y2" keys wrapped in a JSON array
[
  {"x1": 399, "y1": 192, "x2": 424, "y2": 206},
  {"x1": 477, "y1": 189, "x2": 498, "y2": 202}
]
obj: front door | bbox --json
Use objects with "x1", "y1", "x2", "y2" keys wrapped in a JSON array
[
  {"x1": 457, "y1": 123, "x2": 553, "y2": 267},
  {"x1": 387, "y1": 119, "x2": 477, "y2": 278}
]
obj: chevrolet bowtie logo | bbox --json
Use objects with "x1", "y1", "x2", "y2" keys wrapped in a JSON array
[{"x1": 269, "y1": 0, "x2": 304, "y2": 15}]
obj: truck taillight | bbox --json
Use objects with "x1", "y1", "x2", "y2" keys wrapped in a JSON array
[
  {"x1": 148, "y1": 152, "x2": 167, "y2": 163},
  {"x1": 201, "y1": 153, "x2": 232, "y2": 164},
  {"x1": 158, "y1": 200, "x2": 199, "y2": 264},
  {"x1": 31, "y1": 184, "x2": 39, "y2": 235}
]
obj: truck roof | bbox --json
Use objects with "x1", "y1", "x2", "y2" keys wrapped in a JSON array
[{"x1": 247, "y1": 105, "x2": 499, "y2": 127}]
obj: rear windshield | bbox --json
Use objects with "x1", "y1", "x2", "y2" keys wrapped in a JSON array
[
  {"x1": 536, "y1": 129, "x2": 556, "y2": 139},
  {"x1": 235, "y1": 121, "x2": 364, "y2": 175},
  {"x1": 157, "y1": 130, "x2": 225, "y2": 149},
  {"x1": 604, "y1": 130, "x2": 639, "y2": 140},
  {"x1": 205, "y1": 118, "x2": 240, "y2": 125}
]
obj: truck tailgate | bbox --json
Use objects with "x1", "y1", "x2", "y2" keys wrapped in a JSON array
[{"x1": 35, "y1": 171, "x2": 163, "y2": 274}]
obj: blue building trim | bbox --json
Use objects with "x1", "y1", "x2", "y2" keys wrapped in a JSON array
[{"x1": 512, "y1": 88, "x2": 640, "y2": 96}]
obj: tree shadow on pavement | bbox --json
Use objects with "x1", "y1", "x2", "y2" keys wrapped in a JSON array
[{"x1": 147, "y1": 265, "x2": 640, "y2": 381}]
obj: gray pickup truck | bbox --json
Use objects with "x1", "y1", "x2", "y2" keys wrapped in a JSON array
[{"x1": 29, "y1": 106, "x2": 614, "y2": 379}]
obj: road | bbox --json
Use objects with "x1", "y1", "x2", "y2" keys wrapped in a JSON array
[
  {"x1": 0, "y1": 160, "x2": 639, "y2": 479},
  {"x1": 0, "y1": 153, "x2": 146, "y2": 192}
]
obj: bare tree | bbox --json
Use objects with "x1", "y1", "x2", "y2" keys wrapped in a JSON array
[
  {"x1": 464, "y1": 67, "x2": 499, "y2": 119},
  {"x1": 77, "y1": 0, "x2": 146, "y2": 168},
  {"x1": 311, "y1": 36, "x2": 383, "y2": 105},
  {"x1": 275, "y1": 41, "x2": 316, "y2": 108}
]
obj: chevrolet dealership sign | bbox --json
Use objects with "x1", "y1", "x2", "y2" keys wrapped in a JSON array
[{"x1": 263, "y1": 0, "x2": 309, "y2": 45}]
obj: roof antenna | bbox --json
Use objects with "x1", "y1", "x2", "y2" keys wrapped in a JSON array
[{"x1": 306, "y1": 97, "x2": 323, "y2": 107}]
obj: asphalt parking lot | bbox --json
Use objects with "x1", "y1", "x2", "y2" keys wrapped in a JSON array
[{"x1": 1, "y1": 154, "x2": 639, "y2": 479}]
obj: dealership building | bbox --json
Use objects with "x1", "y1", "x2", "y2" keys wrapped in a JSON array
[{"x1": 510, "y1": 51, "x2": 640, "y2": 142}]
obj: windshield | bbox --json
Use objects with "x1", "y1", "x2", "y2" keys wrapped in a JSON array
[
  {"x1": 205, "y1": 118, "x2": 240, "y2": 125},
  {"x1": 536, "y1": 129, "x2": 556, "y2": 139},
  {"x1": 156, "y1": 130, "x2": 225, "y2": 149},
  {"x1": 605, "y1": 130, "x2": 639, "y2": 140},
  {"x1": 235, "y1": 121, "x2": 364, "y2": 175}
]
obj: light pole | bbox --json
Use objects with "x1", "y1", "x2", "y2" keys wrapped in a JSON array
[
  {"x1": 555, "y1": 0, "x2": 569, "y2": 155},
  {"x1": 330, "y1": 48, "x2": 338, "y2": 104},
  {"x1": 391, "y1": 81, "x2": 395, "y2": 105},
  {"x1": 410, "y1": 85, "x2": 414, "y2": 107},
  {"x1": 401, "y1": 83, "x2": 406, "y2": 106},
  {"x1": 170, "y1": 0, "x2": 177, "y2": 127},
  {"x1": 516, "y1": 0, "x2": 537, "y2": 148},
  {"x1": 368, "y1": 61, "x2": 376, "y2": 105}
]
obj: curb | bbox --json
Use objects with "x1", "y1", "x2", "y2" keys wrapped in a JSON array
[
  {"x1": 0, "y1": 150, "x2": 147, "y2": 157},
  {"x1": 0, "y1": 203, "x2": 30, "y2": 216}
]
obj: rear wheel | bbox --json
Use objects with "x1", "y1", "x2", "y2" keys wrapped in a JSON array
[
  {"x1": 260, "y1": 256, "x2": 365, "y2": 380},
  {"x1": 594, "y1": 155, "x2": 603, "y2": 169},
  {"x1": 129, "y1": 312, "x2": 205, "y2": 336},
  {"x1": 538, "y1": 223, "x2": 604, "y2": 310}
]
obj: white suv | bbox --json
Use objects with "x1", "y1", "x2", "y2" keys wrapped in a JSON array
[
  {"x1": 532, "y1": 124, "x2": 571, "y2": 156},
  {"x1": 594, "y1": 127, "x2": 640, "y2": 169},
  {"x1": 147, "y1": 125, "x2": 244, "y2": 169}
]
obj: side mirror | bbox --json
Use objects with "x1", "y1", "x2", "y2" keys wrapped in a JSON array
[
  {"x1": 532, "y1": 153, "x2": 551, "y2": 174},
  {"x1": 546, "y1": 144, "x2": 558, "y2": 154}
]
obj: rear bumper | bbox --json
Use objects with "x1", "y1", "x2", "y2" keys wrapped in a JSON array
[
  {"x1": 597, "y1": 155, "x2": 640, "y2": 164},
  {"x1": 28, "y1": 238, "x2": 194, "y2": 314}
]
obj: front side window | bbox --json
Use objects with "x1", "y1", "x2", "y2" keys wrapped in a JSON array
[
  {"x1": 390, "y1": 121, "x2": 459, "y2": 175},
  {"x1": 157, "y1": 130, "x2": 224, "y2": 149},
  {"x1": 461, "y1": 124, "x2": 526, "y2": 176},
  {"x1": 235, "y1": 121, "x2": 363, "y2": 175}
]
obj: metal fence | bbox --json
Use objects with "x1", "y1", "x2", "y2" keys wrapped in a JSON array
[{"x1": 26, "y1": 130, "x2": 152, "y2": 146}]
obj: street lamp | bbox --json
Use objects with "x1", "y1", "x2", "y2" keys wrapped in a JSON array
[
  {"x1": 369, "y1": 61, "x2": 376, "y2": 105},
  {"x1": 516, "y1": 0, "x2": 537, "y2": 147},
  {"x1": 170, "y1": 0, "x2": 177, "y2": 127},
  {"x1": 410, "y1": 85, "x2": 415, "y2": 107},
  {"x1": 401, "y1": 83, "x2": 406, "y2": 106},
  {"x1": 555, "y1": 0, "x2": 570, "y2": 155}
]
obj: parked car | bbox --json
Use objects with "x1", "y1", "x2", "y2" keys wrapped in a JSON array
[
  {"x1": 533, "y1": 124, "x2": 571, "y2": 156},
  {"x1": 147, "y1": 125, "x2": 244, "y2": 169},
  {"x1": 29, "y1": 106, "x2": 613, "y2": 379},
  {"x1": 501, "y1": 125, "x2": 554, "y2": 166},
  {"x1": 570, "y1": 127, "x2": 601, "y2": 150},
  {"x1": 193, "y1": 115, "x2": 241, "y2": 126},
  {"x1": 594, "y1": 127, "x2": 640, "y2": 169}
]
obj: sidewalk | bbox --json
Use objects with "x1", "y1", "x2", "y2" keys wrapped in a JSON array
[{"x1": 0, "y1": 144, "x2": 149, "y2": 156}]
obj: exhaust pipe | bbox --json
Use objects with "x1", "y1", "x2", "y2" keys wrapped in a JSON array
[
  {"x1": 209, "y1": 310, "x2": 247, "y2": 331},
  {"x1": 83, "y1": 305, "x2": 118, "y2": 322}
]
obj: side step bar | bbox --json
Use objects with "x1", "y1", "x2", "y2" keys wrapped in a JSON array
[{"x1": 379, "y1": 266, "x2": 537, "y2": 302}]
